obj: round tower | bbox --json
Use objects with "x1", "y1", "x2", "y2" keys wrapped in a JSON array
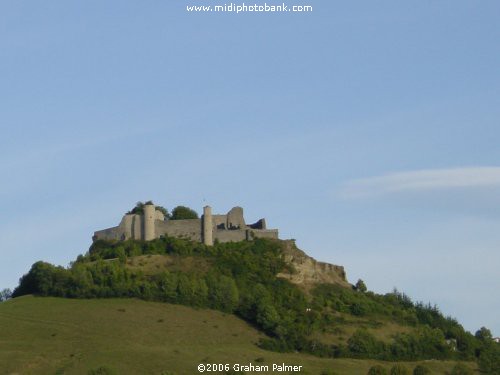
[
  {"x1": 143, "y1": 203, "x2": 156, "y2": 241},
  {"x1": 203, "y1": 206, "x2": 213, "y2": 246}
]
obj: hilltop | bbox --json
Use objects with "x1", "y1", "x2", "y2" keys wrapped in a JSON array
[
  {"x1": 3, "y1": 202, "x2": 499, "y2": 374},
  {"x1": 7, "y1": 234, "x2": 500, "y2": 374}
]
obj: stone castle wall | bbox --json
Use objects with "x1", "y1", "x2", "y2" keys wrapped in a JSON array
[
  {"x1": 93, "y1": 204, "x2": 279, "y2": 245},
  {"x1": 156, "y1": 219, "x2": 202, "y2": 242},
  {"x1": 214, "y1": 229, "x2": 247, "y2": 243}
]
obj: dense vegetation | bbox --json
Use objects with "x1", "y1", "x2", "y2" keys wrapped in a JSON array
[
  {"x1": 125, "y1": 201, "x2": 198, "y2": 220},
  {"x1": 12, "y1": 237, "x2": 500, "y2": 372},
  {"x1": 170, "y1": 205, "x2": 199, "y2": 220}
]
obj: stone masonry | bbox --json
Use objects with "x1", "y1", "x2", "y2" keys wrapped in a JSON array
[{"x1": 93, "y1": 203, "x2": 279, "y2": 245}]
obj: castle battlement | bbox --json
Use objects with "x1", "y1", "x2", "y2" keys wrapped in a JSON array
[{"x1": 93, "y1": 203, "x2": 279, "y2": 245}]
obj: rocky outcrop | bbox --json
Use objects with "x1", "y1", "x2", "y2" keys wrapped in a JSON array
[{"x1": 277, "y1": 240, "x2": 350, "y2": 289}]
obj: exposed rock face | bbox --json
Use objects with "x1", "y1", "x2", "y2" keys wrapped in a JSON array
[{"x1": 277, "y1": 240, "x2": 350, "y2": 289}]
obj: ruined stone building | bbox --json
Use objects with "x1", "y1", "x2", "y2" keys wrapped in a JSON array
[{"x1": 93, "y1": 203, "x2": 279, "y2": 246}]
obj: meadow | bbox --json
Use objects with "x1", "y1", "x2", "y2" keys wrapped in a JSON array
[{"x1": 0, "y1": 296, "x2": 471, "y2": 374}]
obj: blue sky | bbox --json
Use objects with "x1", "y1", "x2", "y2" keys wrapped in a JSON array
[{"x1": 1, "y1": 1, "x2": 499, "y2": 335}]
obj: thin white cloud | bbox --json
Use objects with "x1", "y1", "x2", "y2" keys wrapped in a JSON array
[{"x1": 341, "y1": 167, "x2": 500, "y2": 198}]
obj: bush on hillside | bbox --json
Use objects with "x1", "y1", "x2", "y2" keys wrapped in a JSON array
[
  {"x1": 476, "y1": 327, "x2": 493, "y2": 342},
  {"x1": 348, "y1": 329, "x2": 385, "y2": 358},
  {"x1": 390, "y1": 364, "x2": 409, "y2": 375},
  {"x1": 355, "y1": 279, "x2": 367, "y2": 292},
  {"x1": 412, "y1": 365, "x2": 430, "y2": 375},
  {"x1": 477, "y1": 342, "x2": 500, "y2": 374},
  {"x1": 450, "y1": 363, "x2": 473, "y2": 375},
  {"x1": 368, "y1": 365, "x2": 387, "y2": 375}
]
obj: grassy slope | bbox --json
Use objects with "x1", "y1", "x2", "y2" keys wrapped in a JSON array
[
  {"x1": 0, "y1": 296, "x2": 472, "y2": 375},
  {"x1": 125, "y1": 254, "x2": 212, "y2": 276},
  {"x1": 312, "y1": 313, "x2": 414, "y2": 347}
]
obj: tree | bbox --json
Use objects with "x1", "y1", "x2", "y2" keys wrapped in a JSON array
[
  {"x1": 355, "y1": 279, "x2": 367, "y2": 293},
  {"x1": 348, "y1": 329, "x2": 384, "y2": 358},
  {"x1": 475, "y1": 327, "x2": 493, "y2": 342},
  {"x1": 170, "y1": 206, "x2": 199, "y2": 220},
  {"x1": 127, "y1": 201, "x2": 146, "y2": 215},
  {"x1": 256, "y1": 303, "x2": 280, "y2": 333},
  {"x1": 206, "y1": 275, "x2": 239, "y2": 312},
  {"x1": 13, "y1": 261, "x2": 60, "y2": 297},
  {"x1": 127, "y1": 201, "x2": 169, "y2": 217},
  {"x1": 175, "y1": 274, "x2": 208, "y2": 306},
  {"x1": 0, "y1": 288, "x2": 12, "y2": 301},
  {"x1": 478, "y1": 344, "x2": 500, "y2": 374}
]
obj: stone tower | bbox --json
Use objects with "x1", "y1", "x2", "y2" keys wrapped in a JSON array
[
  {"x1": 143, "y1": 203, "x2": 156, "y2": 241},
  {"x1": 202, "y1": 205, "x2": 213, "y2": 246}
]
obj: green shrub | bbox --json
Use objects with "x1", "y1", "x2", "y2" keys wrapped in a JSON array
[
  {"x1": 348, "y1": 329, "x2": 385, "y2": 358},
  {"x1": 368, "y1": 365, "x2": 387, "y2": 375},
  {"x1": 478, "y1": 342, "x2": 500, "y2": 374},
  {"x1": 355, "y1": 279, "x2": 367, "y2": 292},
  {"x1": 450, "y1": 363, "x2": 473, "y2": 375},
  {"x1": 412, "y1": 365, "x2": 430, "y2": 375},
  {"x1": 170, "y1": 206, "x2": 198, "y2": 220},
  {"x1": 390, "y1": 364, "x2": 409, "y2": 375}
]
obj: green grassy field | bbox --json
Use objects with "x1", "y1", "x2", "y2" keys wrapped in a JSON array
[{"x1": 0, "y1": 296, "x2": 474, "y2": 375}]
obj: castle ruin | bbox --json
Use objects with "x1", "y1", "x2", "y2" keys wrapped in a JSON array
[{"x1": 93, "y1": 203, "x2": 279, "y2": 245}]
